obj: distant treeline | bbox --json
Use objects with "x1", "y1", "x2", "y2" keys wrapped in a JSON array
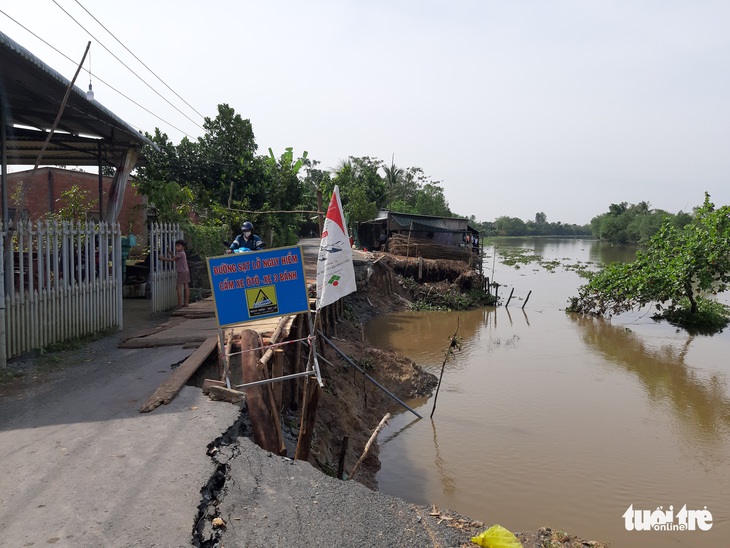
[
  {"x1": 470, "y1": 212, "x2": 592, "y2": 237},
  {"x1": 468, "y1": 202, "x2": 694, "y2": 243},
  {"x1": 588, "y1": 201, "x2": 693, "y2": 244}
]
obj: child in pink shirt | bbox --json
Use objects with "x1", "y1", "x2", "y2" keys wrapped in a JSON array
[{"x1": 159, "y1": 239, "x2": 189, "y2": 308}]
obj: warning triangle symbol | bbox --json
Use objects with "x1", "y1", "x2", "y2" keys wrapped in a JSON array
[{"x1": 254, "y1": 288, "x2": 270, "y2": 304}]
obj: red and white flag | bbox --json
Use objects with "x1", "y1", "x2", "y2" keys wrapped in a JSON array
[{"x1": 316, "y1": 186, "x2": 357, "y2": 309}]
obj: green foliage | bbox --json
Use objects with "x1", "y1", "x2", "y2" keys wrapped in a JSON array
[
  {"x1": 389, "y1": 166, "x2": 452, "y2": 217},
  {"x1": 261, "y1": 147, "x2": 310, "y2": 245},
  {"x1": 569, "y1": 194, "x2": 730, "y2": 332},
  {"x1": 590, "y1": 200, "x2": 682, "y2": 244},
  {"x1": 414, "y1": 182, "x2": 451, "y2": 216},
  {"x1": 0, "y1": 368, "x2": 24, "y2": 384},
  {"x1": 494, "y1": 216, "x2": 527, "y2": 236},
  {"x1": 383, "y1": 157, "x2": 404, "y2": 207},
  {"x1": 182, "y1": 224, "x2": 229, "y2": 259},
  {"x1": 46, "y1": 185, "x2": 98, "y2": 223},
  {"x1": 387, "y1": 198, "x2": 418, "y2": 214},
  {"x1": 654, "y1": 297, "x2": 730, "y2": 333},
  {"x1": 327, "y1": 157, "x2": 387, "y2": 212},
  {"x1": 407, "y1": 280, "x2": 497, "y2": 310},
  {"x1": 200, "y1": 104, "x2": 261, "y2": 207},
  {"x1": 344, "y1": 186, "x2": 378, "y2": 224},
  {"x1": 324, "y1": 157, "x2": 453, "y2": 222},
  {"x1": 136, "y1": 105, "x2": 265, "y2": 223},
  {"x1": 134, "y1": 179, "x2": 194, "y2": 224}
]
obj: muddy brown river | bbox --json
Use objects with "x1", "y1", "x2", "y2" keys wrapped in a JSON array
[{"x1": 365, "y1": 238, "x2": 730, "y2": 548}]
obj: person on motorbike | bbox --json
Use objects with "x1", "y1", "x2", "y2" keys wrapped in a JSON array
[{"x1": 227, "y1": 221, "x2": 264, "y2": 253}]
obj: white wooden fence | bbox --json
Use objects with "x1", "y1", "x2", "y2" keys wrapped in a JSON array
[
  {"x1": 1, "y1": 220, "x2": 122, "y2": 361},
  {"x1": 149, "y1": 222, "x2": 183, "y2": 313}
]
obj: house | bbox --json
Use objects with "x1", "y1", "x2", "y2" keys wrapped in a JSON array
[
  {"x1": 357, "y1": 210, "x2": 480, "y2": 263},
  {"x1": 6, "y1": 167, "x2": 146, "y2": 237}
]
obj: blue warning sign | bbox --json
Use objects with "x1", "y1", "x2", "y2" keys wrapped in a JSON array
[{"x1": 207, "y1": 245, "x2": 309, "y2": 327}]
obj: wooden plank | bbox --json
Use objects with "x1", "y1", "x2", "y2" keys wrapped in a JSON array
[
  {"x1": 208, "y1": 386, "x2": 246, "y2": 404},
  {"x1": 119, "y1": 325, "x2": 169, "y2": 343},
  {"x1": 202, "y1": 378, "x2": 226, "y2": 394},
  {"x1": 139, "y1": 336, "x2": 219, "y2": 413},
  {"x1": 119, "y1": 336, "x2": 209, "y2": 349},
  {"x1": 237, "y1": 329, "x2": 282, "y2": 454},
  {"x1": 295, "y1": 374, "x2": 320, "y2": 461}
]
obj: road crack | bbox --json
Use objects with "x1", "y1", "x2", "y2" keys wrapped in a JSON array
[{"x1": 192, "y1": 407, "x2": 251, "y2": 547}]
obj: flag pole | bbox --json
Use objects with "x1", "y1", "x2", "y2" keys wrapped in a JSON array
[{"x1": 308, "y1": 308, "x2": 324, "y2": 387}]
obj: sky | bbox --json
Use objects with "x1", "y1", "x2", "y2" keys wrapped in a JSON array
[{"x1": 2, "y1": 0, "x2": 729, "y2": 225}]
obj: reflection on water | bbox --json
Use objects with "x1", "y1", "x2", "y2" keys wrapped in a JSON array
[
  {"x1": 368, "y1": 238, "x2": 730, "y2": 548},
  {"x1": 571, "y1": 315, "x2": 730, "y2": 445},
  {"x1": 367, "y1": 309, "x2": 486, "y2": 365},
  {"x1": 431, "y1": 420, "x2": 456, "y2": 498}
]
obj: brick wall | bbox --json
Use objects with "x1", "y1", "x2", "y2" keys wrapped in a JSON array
[{"x1": 6, "y1": 167, "x2": 146, "y2": 239}]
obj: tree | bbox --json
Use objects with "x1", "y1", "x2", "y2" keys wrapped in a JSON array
[
  {"x1": 590, "y1": 200, "x2": 679, "y2": 244},
  {"x1": 199, "y1": 104, "x2": 263, "y2": 209},
  {"x1": 345, "y1": 186, "x2": 378, "y2": 224},
  {"x1": 328, "y1": 156, "x2": 387, "y2": 212},
  {"x1": 261, "y1": 147, "x2": 309, "y2": 245},
  {"x1": 391, "y1": 166, "x2": 425, "y2": 210},
  {"x1": 569, "y1": 194, "x2": 730, "y2": 330},
  {"x1": 134, "y1": 129, "x2": 195, "y2": 223},
  {"x1": 49, "y1": 185, "x2": 97, "y2": 223},
  {"x1": 415, "y1": 182, "x2": 451, "y2": 217},
  {"x1": 494, "y1": 216, "x2": 527, "y2": 236},
  {"x1": 382, "y1": 155, "x2": 404, "y2": 207}
]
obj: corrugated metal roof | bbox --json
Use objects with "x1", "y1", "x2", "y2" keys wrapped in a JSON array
[
  {"x1": 390, "y1": 213, "x2": 451, "y2": 231},
  {"x1": 1, "y1": 30, "x2": 153, "y2": 167}
]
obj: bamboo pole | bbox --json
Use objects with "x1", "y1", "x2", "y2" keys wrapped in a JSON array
[
  {"x1": 406, "y1": 221, "x2": 413, "y2": 259},
  {"x1": 430, "y1": 319, "x2": 461, "y2": 419},
  {"x1": 349, "y1": 413, "x2": 390, "y2": 480},
  {"x1": 294, "y1": 373, "x2": 320, "y2": 461},
  {"x1": 337, "y1": 436, "x2": 349, "y2": 480},
  {"x1": 12, "y1": 42, "x2": 91, "y2": 228},
  {"x1": 505, "y1": 287, "x2": 515, "y2": 307},
  {"x1": 259, "y1": 349, "x2": 287, "y2": 456},
  {"x1": 219, "y1": 329, "x2": 232, "y2": 388},
  {"x1": 522, "y1": 290, "x2": 532, "y2": 310},
  {"x1": 294, "y1": 314, "x2": 304, "y2": 407},
  {"x1": 257, "y1": 314, "x2": 290, "y2": 370},
  {"x1": 273, "y1": 348, "x2": 284, "y2": 412}
]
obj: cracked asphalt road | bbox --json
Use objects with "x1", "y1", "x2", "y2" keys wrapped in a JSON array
[
  {"x1": 215, "y1": 437, "x2": 479, "y2": 548},
  {"x1": 0, "y1": 319, "x2": 240, "y2": 548}
]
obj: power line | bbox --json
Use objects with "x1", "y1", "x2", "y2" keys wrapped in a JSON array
[
  {"x1": 51, "y1": 0, "x2": 204, "y2": 131},
  {"x1": 74, "y1": 0, "x2": 206, "y2": 120},
  {"x1": 0, "y1": 8, "x2": 194, "y2": 139}
]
